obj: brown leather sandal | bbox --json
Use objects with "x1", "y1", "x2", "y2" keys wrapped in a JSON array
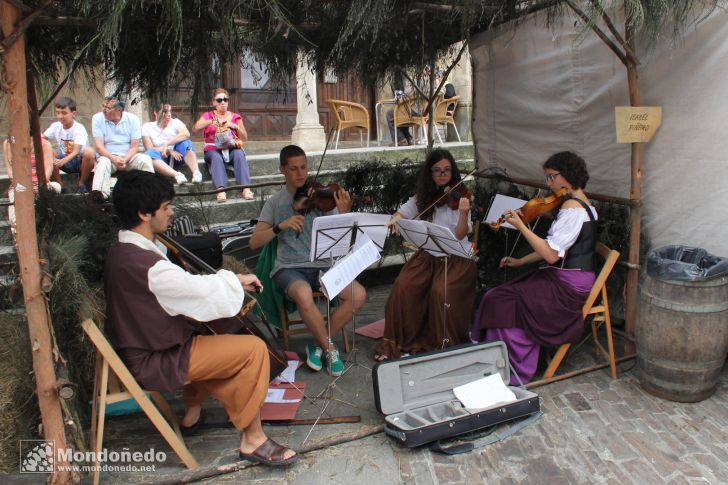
[{"x1": 239, "y1": 438, "x2": 298, "y2": 466}]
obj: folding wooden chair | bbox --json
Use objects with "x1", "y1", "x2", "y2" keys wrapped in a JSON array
[
  {"x1": 83, "y1": 319, "x2": 198, "y2": 485},
  {"x1": 543, "y1": 243, "x2": 620, "y2": 379},
  {"x1": 279, "y1": 292, "x2": 351, "y2": 353}
]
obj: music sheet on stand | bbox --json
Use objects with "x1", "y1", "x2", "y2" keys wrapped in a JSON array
[
  {"x1": 395, "y1": 219, "x2": 472, "y2": 259},
  {"x1": 319, "y1": 236, "x2": 381, "y2": 299},
  {"x1": 485, "y1": 194, "x2": 527, "y2": 230},
  {"x1": 310, "y1": 213, "x2": 390, "y2": 262}
]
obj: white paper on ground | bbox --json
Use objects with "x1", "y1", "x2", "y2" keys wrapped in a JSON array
[
  {"x1": 273, "y1": 360, "x2": 298, "y2": 384},
  {"x1": 453, "y1": 373, "x2": 517, "y2": 409},
  {"x1": 265, "y1": 388, "x2": 301, "y2": 404}
]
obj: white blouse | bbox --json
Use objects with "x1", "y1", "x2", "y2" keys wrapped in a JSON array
[
  {"x1": 546, "y1": 206, "x2": 598, "y2": 258},
  {"x1": 398, "y1": 195, "x2": 473, "y2": 246}
]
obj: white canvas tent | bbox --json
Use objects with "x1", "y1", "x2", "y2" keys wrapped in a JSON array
[{"x1": 470, "y1": 8, "x2": 728, "y2": 255}]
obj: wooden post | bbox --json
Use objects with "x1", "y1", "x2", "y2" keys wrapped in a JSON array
[
  {"x1": 26, "y1": 63, "x2": 51, "y2": 188},
  {"x1": 0, "y1": 2, "x2": 72, "y2": 482},
  {"x1": 623, "y1": 20, "x2": 642, "y2": 355}
]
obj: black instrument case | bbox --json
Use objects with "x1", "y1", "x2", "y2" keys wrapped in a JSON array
[{"x1": 373, "y1": 341, "x2": 540, "y2": 447}]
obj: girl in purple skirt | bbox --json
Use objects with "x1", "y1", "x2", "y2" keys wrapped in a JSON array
[{"x1": 471, "y1": 151, "x2": 598, "y2": 384}]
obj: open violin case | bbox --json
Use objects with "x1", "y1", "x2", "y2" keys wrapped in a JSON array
[{"x1": 373, "y1": 341, "x2": 540, "y2": 447}]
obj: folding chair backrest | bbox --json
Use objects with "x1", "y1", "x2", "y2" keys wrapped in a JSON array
[{"x1": 582, "y1": 242, "x2": 620, "y2": 317}]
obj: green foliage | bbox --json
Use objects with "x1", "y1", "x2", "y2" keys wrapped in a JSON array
[
  {"x1": 5, "y1": 0, "x2": 724, "y2": 112},
  {"x1": 34, "y1": 192, "x2": 119, "y2": 402}
]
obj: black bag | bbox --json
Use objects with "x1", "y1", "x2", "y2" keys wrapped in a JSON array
[
  {"x1": 373, "y1": 341, "x2": 540, "y2": 448},
  {"x1": 168, "y1": 233, "x2": 223, "y2": 269}
]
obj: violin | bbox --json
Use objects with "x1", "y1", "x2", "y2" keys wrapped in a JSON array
[
  {"x1": 292, "y1": 181, "x2": 371, "y2": 214},
  {"x1": 489, "y1": 188, "x2": 569, "y2": 230},
  {"x1": 436, "y1": 184, "x2": 473, "y2": 210}
]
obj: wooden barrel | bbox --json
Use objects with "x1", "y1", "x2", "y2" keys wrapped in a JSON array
[{"x1": 637, "y1": 274, "x2": 728, "y2": 402}]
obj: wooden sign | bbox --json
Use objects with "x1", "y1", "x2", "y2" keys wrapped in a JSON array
[{"x1": 615, "y1": 106, "x2": 662, "y2": 143}]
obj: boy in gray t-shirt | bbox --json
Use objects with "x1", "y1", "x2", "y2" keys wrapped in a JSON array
[{"x1": 250, "y1": 145, "x2": 366, "y2": 377}]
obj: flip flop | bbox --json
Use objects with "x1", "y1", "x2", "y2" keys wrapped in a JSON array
[
  {"x1": 180, "y1": 408, "x2": 206, "y2": 436},
  {"x1": 239, "y1": 438, "x2": 298, "y2": 466}
]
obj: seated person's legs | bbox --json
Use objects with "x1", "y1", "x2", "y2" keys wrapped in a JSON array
[
  {"x1": 273, "y1": 268, "x2": 342, "y2": 373},
  {"x1": 172, "y1": 140, "x2": 202, "y2": 182},
  {"x1": 80, "y1": 147, "x2": 95, "y2": 190},
  {"x1": 91, "y1": 156, "x2": 114, "y2": 198},
  {"x1": 183, "y1": 334, "x2": 296, "y2": 464},
  {"x1": 204, "y1": 149, "x2": 229, "y2": 189},
  {"x1": 127, "y1": 153, "x2": 154, "y2": 173}
]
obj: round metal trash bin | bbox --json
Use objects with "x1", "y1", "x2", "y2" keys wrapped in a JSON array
[{"x1": 637, "y1": 274, "x2": 728, "y2": 402}]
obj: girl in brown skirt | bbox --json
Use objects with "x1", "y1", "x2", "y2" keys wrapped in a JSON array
[{"x1": 374, "y1": 149, "x2": 477, "y2": 361}]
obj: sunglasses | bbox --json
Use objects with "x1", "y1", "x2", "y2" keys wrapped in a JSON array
[{"x1": 215, "y1": 97, "x2": 229, "y2": 103}]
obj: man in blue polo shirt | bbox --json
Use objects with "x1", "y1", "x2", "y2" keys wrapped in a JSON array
[{"x1": 91, "y1": 97, "x2": 154, "y2": 199}]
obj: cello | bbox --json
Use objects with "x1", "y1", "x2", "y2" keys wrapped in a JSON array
[{"x1": 157, "y1": 233, "x2": 287, "y2": 382}]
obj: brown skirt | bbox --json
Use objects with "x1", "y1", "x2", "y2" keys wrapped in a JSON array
[{"x1": 375, "y1": 250, "x2": 476, "y2": 359}]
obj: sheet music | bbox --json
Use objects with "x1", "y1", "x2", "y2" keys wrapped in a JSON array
[
  {"x1": 453, "y1": 373, "x2": 517, "y2": 409},
  {"x1": 319, "y1": 236, "x2": 381, "y2": 299},
  {"x1": 310, "y1": 213, "x2": 390, "y2": 262},
  {"x1": 395, "y1": 219, "x2": 472, "y2": 259},
  {"x1": 484, "y1": 194, "x2": 526, "y2": 230}
]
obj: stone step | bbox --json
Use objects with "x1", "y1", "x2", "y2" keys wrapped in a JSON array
[{"x1": 0, "y1": 142, "x2": 475, "y2": 194}]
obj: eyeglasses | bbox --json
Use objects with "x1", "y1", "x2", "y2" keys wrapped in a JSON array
[
  {"x1": 545, "y1": 172, "x2": 561, "y2": 182},
  {"x1": 431, "y1": 168, "x2": 452, "y2": 175},
  {"x1": 215, "y1": 97, "x2": 229, "y2": 103}
]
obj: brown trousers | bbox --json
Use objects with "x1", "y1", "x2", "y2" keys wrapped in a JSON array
[
  {"x1": 376, "y1": 250, "x2": 477, "y2": 358},
  {"x1": 183, "y1": 334, "x2": 269, "y2": 430}
]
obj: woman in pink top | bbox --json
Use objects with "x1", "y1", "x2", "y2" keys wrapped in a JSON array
[{"x1": 193, "y1": 88, "x2": 253, "y2": 203}]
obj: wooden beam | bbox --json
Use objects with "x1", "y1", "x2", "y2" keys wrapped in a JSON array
[
  {"x1": 0, "y1": 2, "x2": 72, "y2": 483},
  {"x1": 0, "y1": 0, "x2": 53, "y2": 51}
]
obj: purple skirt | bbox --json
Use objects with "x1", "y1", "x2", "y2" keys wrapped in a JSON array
[{"x1": 471, "y1": 266, "x2": 590, "y2": 346}]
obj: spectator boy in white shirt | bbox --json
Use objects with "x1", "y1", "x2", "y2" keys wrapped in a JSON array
[{"x1": 42, "y1": 96, "x2": 95, "y2": 193}]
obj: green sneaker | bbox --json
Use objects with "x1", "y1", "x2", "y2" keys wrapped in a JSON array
[
  {"x1": 306, "y1": 344, "x2": 323, "y2": 372},
  {"x1": 325, "y1": 348, "x2": 345, "y2": 377}
]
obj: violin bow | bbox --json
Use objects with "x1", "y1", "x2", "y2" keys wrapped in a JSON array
[
  {"x1": 387, "y1": 167, "x2": 485, "y2": 226},
  {"x1": 309, "y1": 127, "x2": 337, "y2": 189}
]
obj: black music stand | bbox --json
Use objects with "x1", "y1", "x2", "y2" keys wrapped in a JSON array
[
  {"x1": 300, "y1": 214, "x2": 387, "y2": 444},
  {"x1": 394, "y1": 219, "x2": 474, "y2": 348},
  {"x1": 310, "y1": 212, "x2": 389, "y2": 370}
]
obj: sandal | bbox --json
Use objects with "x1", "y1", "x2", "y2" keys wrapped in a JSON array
[
  {"x1": 239, "y1": 438, "x2": 298, "y2": 466},
  {"x1": 179, "y1": 408, "x2": 206, "y2": 437},
  {"x1": 216, "y1": 192, "x2": 227, "y2": 203},
  {"x1": 242, "y1": 188, "x2": 254, "y2": 200},
  {"x1": 373, "y1": 353, "x2": 390, "y2": 362}
]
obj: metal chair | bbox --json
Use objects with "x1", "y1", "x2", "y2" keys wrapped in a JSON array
[
  {"x1": 83, "y1": 319, "x2": 198, "y2": 485},
  {"x1": 325, "y1": 99, "x2": 370, "y2": 149},
  {"x1": 432, "y1": 95, "x2": 461, "y2": 143},
  {"x1": 543, "y1": 243, "x2": 620, "y2": 379}
]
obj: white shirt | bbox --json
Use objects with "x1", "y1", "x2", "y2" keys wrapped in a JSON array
[
  {"x1": 142, "y1": 118, "x2": 187, "y2": 147},
  {"x1": 546, "y1": 206, "x2": 599, "y2": 258},
  {"x1": 43, "y1": 120, "x2": 88, "y2": 155},
  {"x1": 398, "y1": 195, "x2": 473, "y2": 248},
  {"x1": 118, "y1": 230, "x2": 245, "y2": 321},
  {"x1": 92, "y1": 111, "x2": 141, "y2": 155}
]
